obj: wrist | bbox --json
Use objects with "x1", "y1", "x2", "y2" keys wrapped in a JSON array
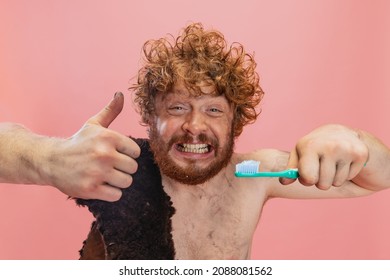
[
  {"x1": 32, "y1": 136, "x2": 67, "y2": 187},
  {"x1": 355, "y1": 128, "x2": 370, "y2": 165},
  {"x1": 351, "y1": 128, "x2": 390, "y2": 191}
]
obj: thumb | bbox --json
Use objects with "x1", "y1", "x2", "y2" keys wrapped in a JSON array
[
  {"x1": 279, "y1": 148, "x2": 299, "y2": 185},
  {"x1": 88, "y1": 92, "x2": 124, "y2": 128}
]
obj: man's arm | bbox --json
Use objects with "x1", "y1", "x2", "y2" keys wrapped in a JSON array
[{"x1": 0, "y1": 92, "x2": 141, "y2": 202}]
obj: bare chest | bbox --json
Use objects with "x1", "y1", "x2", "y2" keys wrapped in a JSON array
[{"x1": 165, "y1": 182, "x2": 265, "y2": 259}]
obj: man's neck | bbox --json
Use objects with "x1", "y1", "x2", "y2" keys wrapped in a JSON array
[{"x1": 161, "y1": 163, "x2": 234, "y2": 197}]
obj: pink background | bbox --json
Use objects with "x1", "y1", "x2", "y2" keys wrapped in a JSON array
[{"x1": 0, "y1": 0, "x2": 389, "y2": 259}]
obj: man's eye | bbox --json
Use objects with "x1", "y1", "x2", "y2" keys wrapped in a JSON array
[
  {"x1": 170, "y1": 106, "x2": 184, "y2": 111},
  {"x1": 210, "y1": 108, "x2": 222, "y2": 113},
  {"x1": 168, "y1": 105, "x2": 187, "y2": 115}
]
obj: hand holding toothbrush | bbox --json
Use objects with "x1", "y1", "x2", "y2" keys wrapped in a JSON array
[{"x1": 279, "y1": 124, "x2": 369, "y2": 190}]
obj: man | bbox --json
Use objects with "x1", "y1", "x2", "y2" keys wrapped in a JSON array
[
  {"x1": 0, "y1": 92, "x2": 140, "y2": 202},
  {"x1": 78, "y1": 23, "x2": 390, "y2": 259}
]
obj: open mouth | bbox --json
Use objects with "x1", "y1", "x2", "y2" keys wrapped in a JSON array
[{"x1": 176, "y1": 143, "x2": 212, "y2": 154}]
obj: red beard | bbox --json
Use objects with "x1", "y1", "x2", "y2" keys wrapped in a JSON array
[{"x1": 148, "y1": 126, "x2": 234, "y2": 185}]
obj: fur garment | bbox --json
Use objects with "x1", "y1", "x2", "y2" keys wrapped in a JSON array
[{"x1": 76, "y1": 138, "x2": 176, "y2": 259}]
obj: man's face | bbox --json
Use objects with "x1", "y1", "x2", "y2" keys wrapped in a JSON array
[{"x1": 148, "y1": 83, "x2": 235, "y2": 185}]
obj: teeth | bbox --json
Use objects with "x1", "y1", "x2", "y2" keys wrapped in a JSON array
[{"x1": 180, "y1": 143, "x2": 209, "y2": 154}]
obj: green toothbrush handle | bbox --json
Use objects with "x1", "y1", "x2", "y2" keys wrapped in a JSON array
[{"x1": 235, "y1": 169, "x2": 299, "y2": 179}]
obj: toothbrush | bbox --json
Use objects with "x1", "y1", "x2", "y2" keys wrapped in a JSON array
[{"x1": 235, "y1": 160, "x2": 299, "y2": 179}]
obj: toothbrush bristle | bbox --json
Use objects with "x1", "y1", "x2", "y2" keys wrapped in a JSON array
[{"x1": 236, "y1": 160, "x2": 260, "y2": 174}]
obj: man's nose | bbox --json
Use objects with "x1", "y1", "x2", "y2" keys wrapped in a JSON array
[{"x1": 182, "y1": 111, "x2": 207, "y2": 136}]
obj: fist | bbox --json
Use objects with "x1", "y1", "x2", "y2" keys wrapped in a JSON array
[{"x1": 281, "y1": 124, "x2": 368, "y2": 190}]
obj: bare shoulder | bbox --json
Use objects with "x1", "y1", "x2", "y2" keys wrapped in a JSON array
[
  {"x1": 231, "y1": 149, "x2": 290, "y2": 199},
  {"x1": 233, "y1": 148, "x2": 290, "y2": 171}
]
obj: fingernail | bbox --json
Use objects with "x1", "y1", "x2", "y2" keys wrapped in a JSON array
[{"x1": 114, "y1": 92, "x2": 123, "y2": 98}]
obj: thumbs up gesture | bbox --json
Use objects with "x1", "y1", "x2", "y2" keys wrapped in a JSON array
[{"x1": 49, "y1": 92, "x2": 141, "y2": 201}]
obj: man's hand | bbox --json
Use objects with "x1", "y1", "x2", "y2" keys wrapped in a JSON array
[
  {"x1": 48, "y1": 92, "x2": 141, "y2": 201},
  {"x1": 280, "y1": 124, "x2": 369, "y2": 190}
]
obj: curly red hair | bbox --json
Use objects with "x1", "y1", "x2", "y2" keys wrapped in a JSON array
[{"x1": 131, "y1": 23, "x2": 264, "y2": 137}]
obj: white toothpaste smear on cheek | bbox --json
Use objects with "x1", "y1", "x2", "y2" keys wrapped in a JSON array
[{"x1": 156, "y1": 118, "x2": 167, "y2": 135}]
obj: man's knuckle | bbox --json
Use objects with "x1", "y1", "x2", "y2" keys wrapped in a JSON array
[
  {"x1": 316, "y1": 183, "x2": 331, "y2": 190},
  {"x1": 300, "y1": 174, "x2": 318, "y2": 185},
  {"x1": 126, "y1": 175, "x2": 133, "y2": 187}
]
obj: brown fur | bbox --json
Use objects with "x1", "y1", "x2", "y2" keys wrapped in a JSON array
[{"x1": 76, "y1": 138, "x2": 176, "y2": 259}]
